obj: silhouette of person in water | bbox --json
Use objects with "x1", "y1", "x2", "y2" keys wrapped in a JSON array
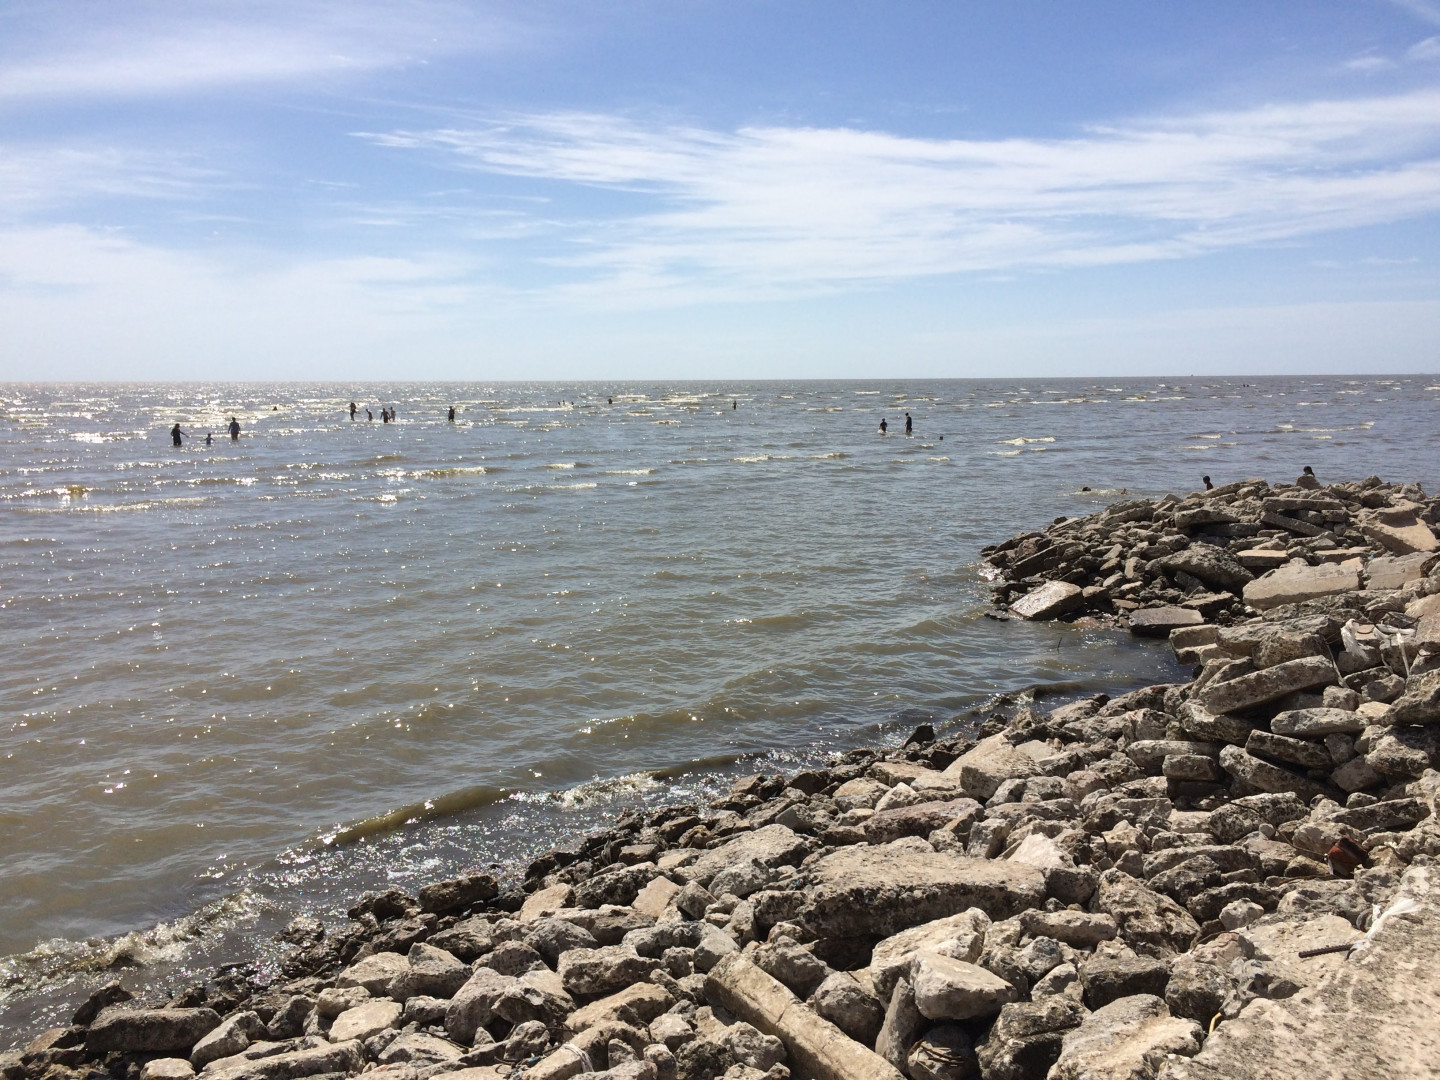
[
  {"x1": 1203, "y1": 475, "x2": 1214, "y2": 490},
  {"x1": 879, "y1": 418, "x2": 888, "y2": 434},
  {"x1": 367, "y1": 410, "x2": 374, "y2": 422},
  {"x1": 732, "y1": 400, "x2": 737, "y2": 410},
  {"x1": 448, "y1": 406, "x2": 456, "y2": 422},
  {"x1": 228, "y1": 417, "x2": 240, "y2": 441},
  {"x1": 1297, "y1": 465, "x2": 1320, "y2": 490},
  {"x1": 170, "y1": 423, "x2": 187, "y2": 447},
  {"x1": 905, "y1": 413, "x2": 913, "y2": 435},
  {"x1": 205, "y1": 432, "x2": 212, "y2": 446},
  {"x1": 381, "y1": 409, "x2": 389, "y2": 423},
  {"x1": 350, "y1": 402, "x2": 357, "y2": 420},
  {"x1": 608, "y1": 397, "x2": 613, "y2": 405}
]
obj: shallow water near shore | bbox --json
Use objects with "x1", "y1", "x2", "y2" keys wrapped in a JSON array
[{"x1": 1, "y1": 375, "x2": 1435, "y2": 1042}]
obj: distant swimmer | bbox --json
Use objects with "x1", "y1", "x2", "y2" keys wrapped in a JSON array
[
  {"x1": 367, "y1": 409, "x2": 374, "y2": 422},
  {"x1": 382, "y1": 409, "x2": 390, "y2": 424},
  {"x1": 170, "y1": 423, "x2": 187, "y2": 447},
  {"x1": 608, "y1": 397, "x2": 613, "y2": 405},
  {"x1": 205, "y1": 432, "x2": 212, "y2": 446},
  {"x1": 732, "y1": 400, "x2": 737, "y2": 410},
  {"x1": 1081, "y1": 486, "x2": 1092, "y2": 492},
  {"x1": 879, "y1": 417, "x2": 888, "y2": 434},
  {"x1": 448, "y1": 406, "x2": 456, "y2": 422},
  {"x1": 350, "y1": 401, "x2": 357, "y2": 420},
  {"x1": 228, "y1": 417, "x2": 240, "y2": 441},
  {"x1": 905, "y1": 413, "x2": 913, "y2": 435},
  {"x1": 1296, "y1": 465, "x2": 1320, "y2": 490},
  {"x1": 1203, "y1": 475, "x2": 1214, "y2": 491}
]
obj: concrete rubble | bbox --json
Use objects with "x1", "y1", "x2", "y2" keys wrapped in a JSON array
[{"x1": 7, "y1": 473, "x2": 1440, "y2": 1080}]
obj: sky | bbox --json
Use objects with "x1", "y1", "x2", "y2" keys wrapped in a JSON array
[{"x1": 2, "y1": 1, "x2": 1439, "y2": 380}]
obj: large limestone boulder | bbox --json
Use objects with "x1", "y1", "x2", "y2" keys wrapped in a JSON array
[
  {"x1": 1157, "y1": 866, "x2": 1440, "y2": 1080},
  {"x1": 688, "y1": 824, "x2": 812, "y2": 887},
  {"x1": 869, "y1": 909, "x2": 991, "y2": 1002},
  {"x1": 1051, "y1": 994, "x2": 1202, "y2": 1080},
  {"x1": 1242, "y1": 563, "x2": 1360, "y2": 610},
  {"x1": 941, "y1": 734, "x2": 1041, "y2": 800},
  {"x1": 1200, "y1": 657, "x2": 1335, "y2": 715},
  {"x1": 1159, "y1": 546, "x2": 1254, "y2": 592},
  {"x1": 86, "y1": 1009, "x2": 221, "y2": 1055},
  {"x1": 1010, "y1": 580, "x2": 1084, "y2": 620},
  {"x1": 799, "y1": 845, "x2": 1045, "y2": 938},
  {"x1": 1094, "y1": 871, "x2": 1200, "y2": 957},
  {"x1": 910, "y1": 950, "x2": 1018, "y2": 1021}
]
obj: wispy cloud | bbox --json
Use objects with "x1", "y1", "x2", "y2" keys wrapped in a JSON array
[
  {"x1": 1389, "y1": 0, "x2": 1440, "y2": 26},
  {"x1": 0, "y1": 1, "x2": 519, "y2": 101},
  {"x1": 358, "y1": 90, "x2": 1440, "y2": 302}
]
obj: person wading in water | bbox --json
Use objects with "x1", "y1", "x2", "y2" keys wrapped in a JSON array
[
  {"x1": 170, "y1": 423, "x2": 187, "y2": 447},
  {"x1": 228, "y1": 417, "x2": 241, "y2": 441}
]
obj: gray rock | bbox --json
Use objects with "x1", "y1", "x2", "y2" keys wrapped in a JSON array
[
  {"x1": 199, "y1": 1039, "x2": 363, "y2": 1080},
  {"x1": 864, "y1": 799, "x2": 982, "y2": 844},
  {"x1": 674, "y1": 882, "x2": 716, "y2": 920},
  {"x1": 191, "y1": 1013, "x2": 266, "y2": 1068},
  {"x1": 376, "y1": 1032, "x2": 464, "y2": 1065},
  {"x1": 417, "y1": 873, "x2": 498, "y2": 915},
  {"x1": 263, "y1": 997, "x2": 313, "y2": 1040},
  {"x1": 387, "y1": 942, "x2": 469, "y2": 1001},
  {"x1": 337, "y1": 952, "x2": 410, "y2": 996},
  {"x1": 807, "y1": 972, "x2": 884, "y2": 1046},
  {"x1": 799, "y1": 845, "x2": 1045, "y2": 938},
  {"x1": 974, "y1": 998, "x2": 1084, "y2": 1080},
  {"x1": 688, "y1": 825, "x2": 811, "y2": 888},
  {"x1": 1160, "y1": 546, "x2": 1254, "y2": 592},
  {"x1": 576, "y1": 862, "x2": 662, "y2": 908},
  {"x1": 869, "y1": 909, "x2": 991, "y2": 1002},
  {"x1": 750, "y1": 941, "x2": 831, "y2": 999},
  {"x1": 1244, "y1": 730, "x2": 1332, "y2": 771},
  {"x1": 526, "y1": 917, "x2": 600, "y2": 966},
  {"x1": 942, "y1": 734, "x2": 1042, "y2": 800},
  {"x1": 87, "y1": 1008, "x2": 221, "y2": 1055},
  {"x1": 708, "y1": 858, "x2": 778, "y2": 900},
  {"x1": 1242, "y1": 563, "x2": 1360, "y2": 610},
  {"x1": 1201, "y1": 657, "x2": 1336, "y2": 715},
  {"x1": 1095, "y1": 870, "x2": 1200, "y2": 957},
  {"x1": 721, "y1": 1022, "x2": 785, "y2": 1071},
  {"x1": 1389, "y1": 670, "x2": 1440, "y2": 726},
  {"x1": 875, "y1": 977, "x2": 926, "y2": 1077},
  {"x1": 559, "y1": 946, "x2": 657, "y2": 997},
  {"x1": 1218, "y1": 745, "x2": 1329, "y2": 802},
  {"x1": 1081, "y1": 955, "x2": 1172, "y2": 1009},
  {"x1": 444, "y1": 967, "x2": 515, "y2": 1045},
  {"x1": 1010, "y1": 581, "x2": 1084, "y2": 620},
  {"x1": 1019, "y1": 910, "x2": 1118, "y2": 948},
  {"x1": 1129, "y1": 607, "x2": 1205, "y2": 638},
  {"x1": 1052, "y1": 994, "x2": 1202, "y2": 1080},
  {"x1": 1206, "y1": 793, "x2": 1307, "y2": 842},
  {"x1": 328, "y1": 999, "x2": 402, "y2": 1043},
  {"x1": 1270, "y1": 708, "x2": 1366, "y2": 736},
  {"x1": 911, "y1": 949, "x2": 1020, "y2": 1021}
]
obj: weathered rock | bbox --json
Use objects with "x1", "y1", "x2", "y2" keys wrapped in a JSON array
[
  {"x1": 1095, "y1": 871, "x2": 1200, "y2": 957},
  {"x1": 519, "y1": 883, "x2": 576, "y2": 923},
  {"x1": 86, "y1": 1009, "x2": 221, "y2": 1055},
  {"x1": 1360, "y1": 507, "x2": 1439, "y2": 555},
  {"x1": 566, "y1": 984, "x2": 674, "y2": 1034},
  {"x1": 200, "y1": 1040, "x2": 363, "y2": 1080},
  {"x1": 1218, "y1": 745, "x2": 1330, "y2": 802},
  {"x1": 1243, "y1": 563, "x2": 1360, "y2": 611},
  {"x1": 1020, "y1": 910, "x2": 1118, "y2": 949},
  {"x1": 807, "y1": 972, "x2": 884, "y2": 1047},
  {"x1": 875, "y1": 977, "x2": 926, "y2": 1079},
  {"x1": 1011, "y1": 581, "x2": 1084, "y2": 621},
  {"x1": 186, "y1": 1014, "x2": 265, "y2": 1070},
  {"x1": 688, "y1": 825, "x2": 811, "y2": 887},
  {"x1": 558, "y1": 946, "x2": 657, "y2": 997},
  {"x1": 869, "y1": 909, "x2": 991, "y2": 1002},
  {"x1": 911, "y1": 950, "x2": 1019, "y2": 1020},
  {"x1": 942, "y1": 734, "x2": 1042, "y2": 800},
  {"x1": 864, "y1": 799, "x2": 981, "y2": 844},
  {"x1": 388, "y1": 942, "x2": 469, "y2": 1001},
  {"x1": 799, "y1": 845, "x2": 1045, "y2": 938},
  {"x1": 1389, "y1": 670, "x2": 1440, "y2": 727},
  {"x1": 974, "y1": 998, "x2": 1085, "y2": 1080},
  {"x1": 1270, "y1": 708, "x2": 1366, "y2": 737},
  {"x1": 329, "y1": 1000, "x2": 402, "y2": 1043},
  {"x1": 444, "y1": 968, "x2": 515, "y2": 1045},
  {"x1": 417, "y1": 874, "x2": 498, "y2": 915},
  {"x1": 1201, "y1": 657, "x2": 1336, "y2": 715},
  {"x1": 1365, "y1": 551, "x2": 1438, "y2": 590},
  {"x1": 1206, "y1": 793, "x2": 1307, "y2": 843},
  {"x1": 142, "y1": 1060, "x2": 196, "y2": 1080},
  {"x1": 377, "y1": 1032, "x2": 465, "y2": 1065},
  {"x1": 1129, "y1": 607, "x2": 1205, "y2": 638},
  {"x1": 631, "y1": 876, "x2": 682, "y2": 919},
  {"x1": 704, "y1": 954, "x2": 904, "y2": 1080},
  {"x1": 1160, "y1": 546, "x2": 1254, "y2": 592},
  {"x1": 1244, "y1": 730, "x2": 1333, "y2": 771},
  {"x1": 337, "y1": 952, "x2": 411, "y2": 996},
  {"x1": 1081, "y1": 955, "x2": 1172, "y2": 1009},
  {"x1": 576, "y1": 863, "x2": 662, "y2": 909},
  {"x1": 527, "y1": 917, "x2": 601, "y2": 966},
  {"x1": 1052, "y1": 995, "x2": 1202, "y2": 1080}
]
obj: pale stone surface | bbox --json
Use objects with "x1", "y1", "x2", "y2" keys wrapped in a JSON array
[
  {"x1": 336, "y1": 952, "x2": 410, "y2": 995},
  {"x1": 329, "y1": 1000, "x2": 402, "y2": 1043},
  {"x1": 444, "y1": 968, "x2": 515, "y2": 1045},
  {"x1": 1128, "y1": 606, "x2": 1204, "y2": 638},
  {"x1": 1270, "y1": 707, "x2": 1365, "y2": 736},
  {"x1": 200, "y1": 1040, "x2": 362, "y2": 1080},
  {"x1": 87, "y1": 1009, "x2": 221, "y2": 1055},
  {"x1": 869, "y1": 909, "x2": 991, "y2": 1002},
  {"x1": 1242, "y1": 563, "x2": 1360, "y2": 610},
  {"x1": 799, "y1": 845, "x2": 1045, "y2": 938},
  {"x1": 688, "y1": 824, "x2": 811, "y2": 886},
  {"x1": 910, "y1": 950, "x2": 1019, "y2": 1021},
  {"x1": 1364, "y1": 551, "x2": 1438, "y2": 590},
  {"x1": 142, "y1": 1060, "x2": 196, "y2": 1080},
  {"x1": 1010, "y1": 580, "x2": 1084, "y2": 620},
  {"x1": 1360, "y1": 509, "x2": 1439, "y2": 555},
  {"x1": 1019, "y1": 910, "x2": 1118, "y2": 948},
  {"x1": 941, "y1": 733, "x2": 1041, "y2": 799},
  {"x1": 629, "y1": 876, "x2": 681, "y2": 919},
  {"x1": 1158, "y1": 868, "x2": 1440, "y2": 1080},
  {"x1": 704, "y1": 954, "x2": 904, "y2": 1080},
  {"x1": 1200, "y1": 656, "x2": 1336, "y2": 715},
  {"x1": 1218, "y1": 745, "x2": 1329, "y2": 802},
  {"x1": 519, "y1": 883, "x2": 575, "y2": 924},
  {"x1": 1051, "y1": 995, "x2": 1202, "y2": 1080}
]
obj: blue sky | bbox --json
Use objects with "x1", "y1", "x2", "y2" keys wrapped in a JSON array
[{"x1": 2, "y1": 1, "x2": 1439, "y2": 379}]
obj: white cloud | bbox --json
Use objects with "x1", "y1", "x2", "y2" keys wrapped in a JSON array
[
  {"x1": 0, "y1": 1, "x2": 518, "y2": 101},
  {"x1": 1344, "y1": 54, "x2": 1397, "y2": 71},
  {"x1": 1389, "y1": 0, "x2": 1440, "y2": 27},
  {"x1": 1410, "y1": 35, "x2": 1440, "y2": 61},
  {"x1": 358, "y1": 90, "x2": 1440, "y2": 302}
]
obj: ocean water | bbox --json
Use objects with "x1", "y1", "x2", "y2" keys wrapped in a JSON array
[{"x1": 1, "y1": 376, "x2": 1436, "y2": 1039}]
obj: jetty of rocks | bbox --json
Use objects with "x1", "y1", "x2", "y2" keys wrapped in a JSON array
[{"x1": 7, "y1": 473, "x2": 1440, "y2": 1080}]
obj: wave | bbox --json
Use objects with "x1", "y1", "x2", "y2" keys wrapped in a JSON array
[{"x1": 997, "y1": 437, "x2": 1056, "y2": 445}]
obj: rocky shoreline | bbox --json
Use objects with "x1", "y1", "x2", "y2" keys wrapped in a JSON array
[{"x1": 7, "y1": 472, "x2": 1440, "y2": 1080}]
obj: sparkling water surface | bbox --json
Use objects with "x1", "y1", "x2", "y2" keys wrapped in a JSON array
[{"x1": 1, "y1": 376, "x2": 1435, "y2": 1039}]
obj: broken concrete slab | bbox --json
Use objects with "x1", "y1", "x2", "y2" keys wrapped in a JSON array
[
  {"x1": 1129, "y1": 606, "x2": 1204, "y2": 638},
  {"x1": 1200, "y1": 656, "x2": 1336, "y2": 715},
  {"x1": 1242, "y1": 563, "x2": 1360, "y2": 611},
  {"x1": 1010, "y1": 580, "x2": 1085, "y2": 621}
]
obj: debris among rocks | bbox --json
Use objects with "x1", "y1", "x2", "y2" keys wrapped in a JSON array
[{"x1": 8, "y1": 473, "x2": 1440, "y2": 1080}]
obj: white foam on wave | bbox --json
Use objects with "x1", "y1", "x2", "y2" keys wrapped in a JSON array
[
  {"x1": 997, "y1": 437, "x2": 1056, "y2": 445},
  {"x1": 605, "y1": 468, "x2": 656, "y2": 475}
]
